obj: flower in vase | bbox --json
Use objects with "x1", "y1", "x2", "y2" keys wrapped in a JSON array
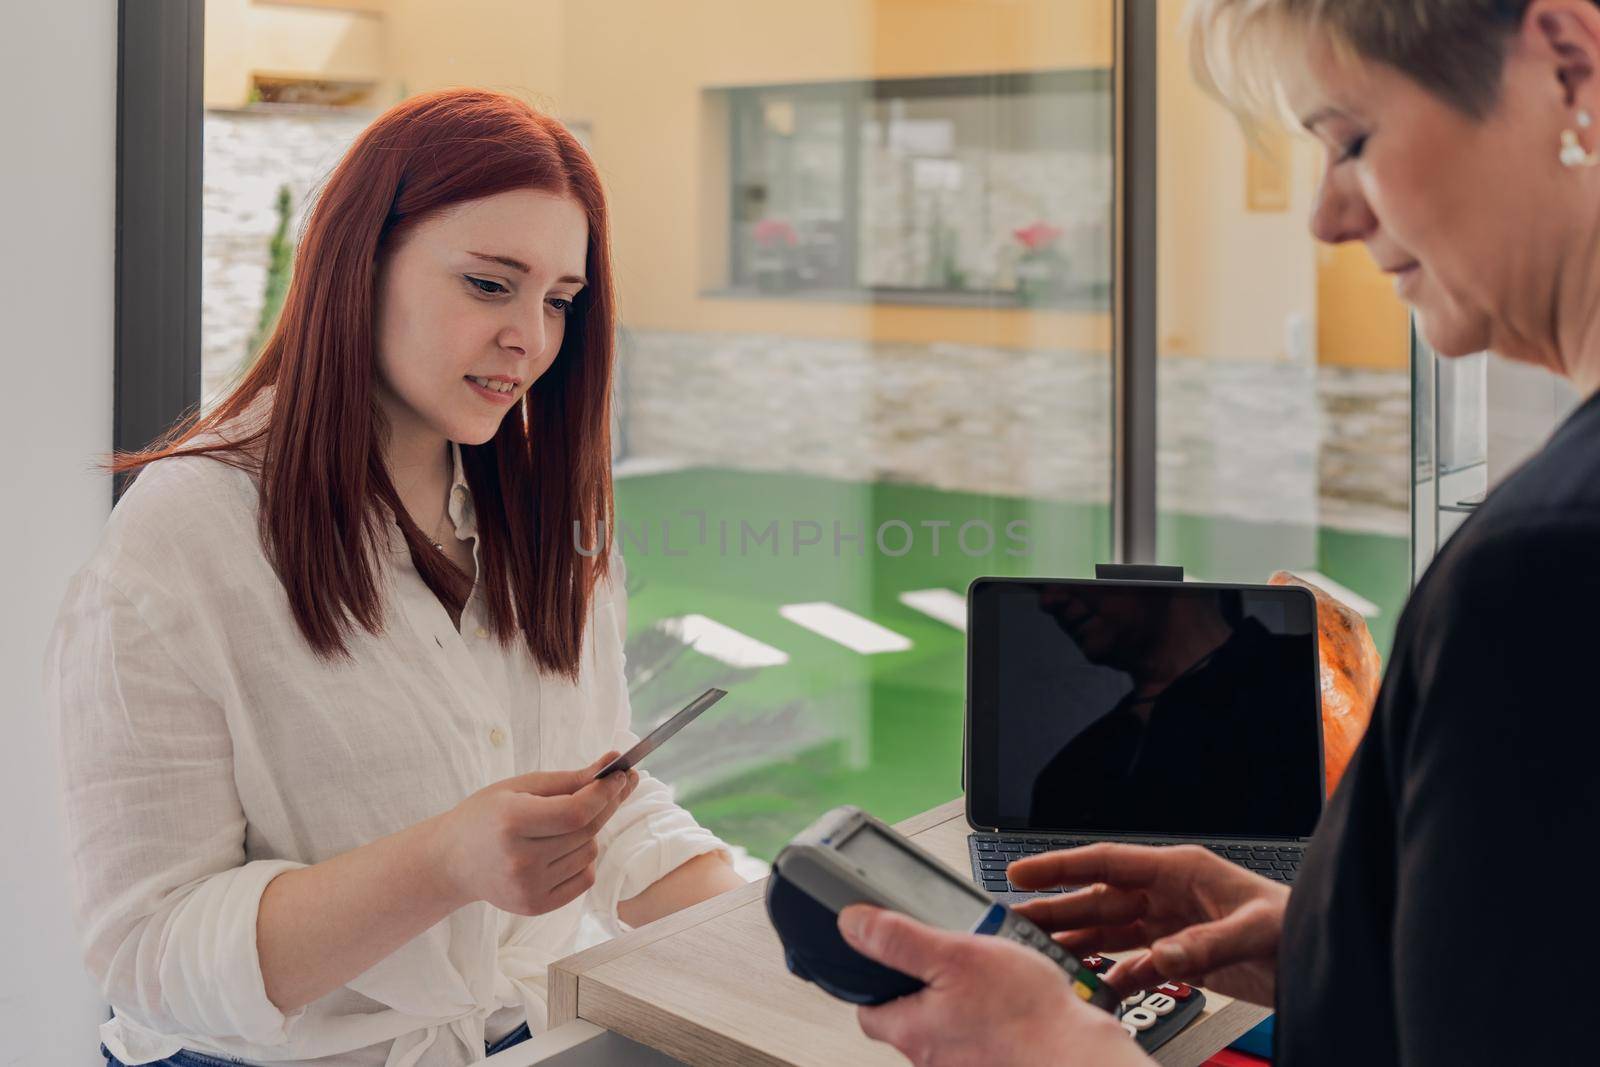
[
  {"x1": 1013, "y1": 221, "x2": 1064, "y2": 252},
  {"x1": 1011, "y1": 221, "x2": 1069, "y2": 305},
  {"x1": 753, "y1": 218, "x2": 799, "y2": 248}
]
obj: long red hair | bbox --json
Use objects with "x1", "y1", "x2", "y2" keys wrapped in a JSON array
[{"x1": 113, "y1": 88, "x2": 614, "y2": 678}]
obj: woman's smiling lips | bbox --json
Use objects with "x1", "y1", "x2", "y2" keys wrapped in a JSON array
[{"x1": 465, "y1": 374, "x2": 520, "y2": 404}]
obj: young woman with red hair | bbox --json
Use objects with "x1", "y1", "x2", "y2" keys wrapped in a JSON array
[{"x1": 46, "y1": 88, "x2": 743, "y2": 1067}]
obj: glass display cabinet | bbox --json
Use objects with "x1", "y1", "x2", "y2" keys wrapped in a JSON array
[
  {"x1": 1411, "y1": 324, "x2": 1578, "y2": 583},
  {"x1": 1410, "y1": 332, "x2": 1486, "y2": 582}
]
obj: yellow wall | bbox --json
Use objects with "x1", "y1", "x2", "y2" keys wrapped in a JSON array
[
  {"x1": 383, "y1": 0, "x2": 566, "y2": 109},
  {"x1": 204, "y1": 0, "x2": 386, "y2": 109},
  {"x1": 1152, "y1": 0, "x2": 1406, "y2": 369},
  {"x1": 866, "y1": 0, "x2": 1114, "y2": 79},
  {"x1": 1156, "y1": 0, "x2": 1318, "y2": 364},
  {"x1": 556, "y1": 0, "x2": 1113, "y2": 350},
  {"x1": 204, "y1": 0, "x2": 1407, "y2": 367},
  {"x1": 1317, "y1": 242, "x2": 1412, "y2": 369}
]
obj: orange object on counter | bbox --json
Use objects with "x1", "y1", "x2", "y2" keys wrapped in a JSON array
[{"x1": 1269, "y1": 571, "x2": 1382, "y2": 795}]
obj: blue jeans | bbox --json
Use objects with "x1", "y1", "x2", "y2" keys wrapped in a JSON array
[{"x1": 100, "y1": 1021, "x2": 533, "y2": 1065}]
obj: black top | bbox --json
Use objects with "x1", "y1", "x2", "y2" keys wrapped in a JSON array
[
  {"x1": 1277, "y1": 384, "x2": 1600, "y2": 1065},
  {"x1": 1029, "y1": 619, "x2": 1318, "y2": 835}
]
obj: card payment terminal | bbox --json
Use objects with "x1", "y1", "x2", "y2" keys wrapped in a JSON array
[{"x1": 766, "y1": 806, "x2": 1122, "y2": 1014}]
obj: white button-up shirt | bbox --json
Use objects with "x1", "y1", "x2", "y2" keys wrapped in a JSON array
[{"x1": 44, "y1": 444, "x2": 728, "y2": 1066}]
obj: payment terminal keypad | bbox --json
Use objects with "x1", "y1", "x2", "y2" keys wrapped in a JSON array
[
  {"x1": 1078, "y1": 954, "x2": 1209, "y2": 1054},
  {"x1": 994, "y1": 911, "x2": 1108, "y2": 1007}
]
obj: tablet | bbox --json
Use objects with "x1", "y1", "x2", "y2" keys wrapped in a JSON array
[{"x1": 965, "y1": 577, "x2": 1324, "y2": 838}]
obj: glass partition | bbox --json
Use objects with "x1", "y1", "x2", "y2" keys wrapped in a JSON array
[
  {"x1": 1151, "y1": 0, "x2": 1411, "y2": 655},
  {"x1": 200, "y1": 0, "x2": 1117, "y2": 861}
]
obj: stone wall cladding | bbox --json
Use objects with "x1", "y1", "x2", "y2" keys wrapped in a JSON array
[
  {"x1": 620, "y1": 330, "x2": 1409, "y2": 535},
  {"x1": 202, "y1": 109, "x2": 371, "y2": 404},
  {"x1": 1315, "y1": 366, "x2": 1413, "y2": 532},
  {"x1": 616, "y1": 329, "x2": 1113, "y2": 501}
]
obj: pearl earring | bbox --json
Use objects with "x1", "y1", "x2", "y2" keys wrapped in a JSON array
[{"x1": 1561, "y1": 109, "x2": 1600, "y2": 168}]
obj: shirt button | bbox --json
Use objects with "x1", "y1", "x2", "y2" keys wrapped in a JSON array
[
  {"x1": 475, "y1": 626, "x2": 489, "y2": 639},
  {"x1": 489, "y1": 727, "x2": 505, "y2": 747}
]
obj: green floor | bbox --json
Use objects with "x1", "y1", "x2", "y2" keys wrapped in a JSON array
[{"x1": 613, "y1": 468, "x2": 1410, "y2": 860}]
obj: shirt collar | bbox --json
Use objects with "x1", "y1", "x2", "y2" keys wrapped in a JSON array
[
  {"x1": 385, "y1": 442, "x2": 477, "y2": 557},
  {"x1": 446, "y1": 441, "x2": 477, "y2": 540}
]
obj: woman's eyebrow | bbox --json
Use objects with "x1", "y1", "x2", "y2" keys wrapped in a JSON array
[{"x1": 466, "y1": 250, "x2": 586, "y2": 286}]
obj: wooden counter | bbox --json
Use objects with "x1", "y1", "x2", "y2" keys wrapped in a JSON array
[{"x1": 550, "y1": 798, "x2": 1270, "y2": 1065}]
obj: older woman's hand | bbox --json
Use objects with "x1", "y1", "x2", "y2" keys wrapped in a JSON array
[
  {"x1": 1009, "y1": 843, "x2": 1287, "y2": 1006},
  {"x1": 836, "y1": 904, "x2": 1149, "y2": 1067}
]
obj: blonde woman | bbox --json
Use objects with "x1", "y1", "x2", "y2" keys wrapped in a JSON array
[{"x1": 839, "y1": 2, "x2": 1600, "y2": 1064}]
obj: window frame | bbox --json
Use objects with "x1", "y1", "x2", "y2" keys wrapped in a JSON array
[
  {"x1": 114, "y1": 0, "x2": 204, "y2": 501},
  {"x1": 1113, "y1": 0, "x2": 1157, "y2": 564}
]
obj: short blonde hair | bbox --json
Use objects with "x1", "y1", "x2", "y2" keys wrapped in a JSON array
[{"x1": 1186, "y1": 0, "x2": 1540, "y2": 125}]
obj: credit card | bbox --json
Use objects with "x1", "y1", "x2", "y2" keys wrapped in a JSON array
[{"x1": 594, "y1": 687, "x2": 728, "y2": 778}]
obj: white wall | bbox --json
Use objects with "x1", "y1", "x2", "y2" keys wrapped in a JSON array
[{"x1": 0, "y1": 0, "x2": 119, "y2": 1062}]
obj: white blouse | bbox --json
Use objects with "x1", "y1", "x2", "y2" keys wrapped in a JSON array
[{"x1": 44, "y1": 443, "x2": 728, "y2": 1067}]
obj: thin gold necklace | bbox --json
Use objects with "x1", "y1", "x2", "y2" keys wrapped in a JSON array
[{"x1": 429, "y1": 489, "x2": 451, "y2": 552}]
